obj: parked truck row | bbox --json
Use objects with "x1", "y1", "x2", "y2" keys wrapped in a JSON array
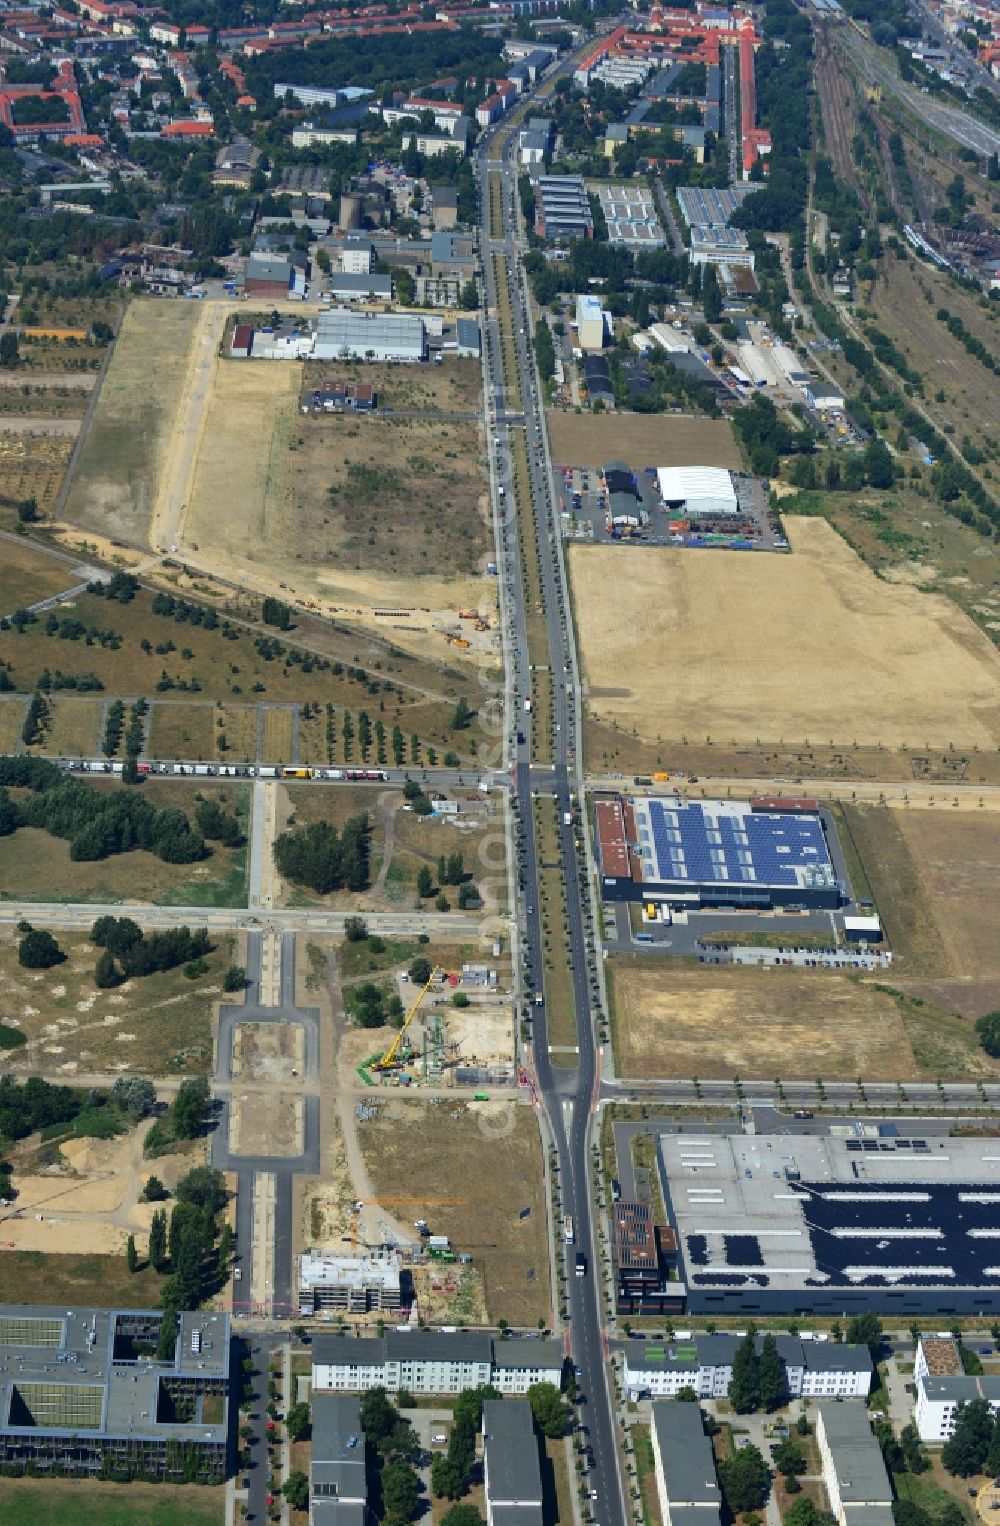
[{"x1": 56, "y1": 760, "x2": 391, "y2": 782}]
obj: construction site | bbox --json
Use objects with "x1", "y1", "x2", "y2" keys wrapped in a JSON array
[{"x1": 353, "y1": 961, "x2": 518, "y2": 1091}]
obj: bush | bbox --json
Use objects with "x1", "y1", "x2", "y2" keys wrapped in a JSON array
[
  {"x1": 18, "y1": 929, "x2": 64, "y2": 969},
  {"x1": 223, "y1": 964, "x2": 246, "y2": 992}
]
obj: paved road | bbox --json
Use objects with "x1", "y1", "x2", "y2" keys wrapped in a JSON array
[
  {"x1": 0, "y1": 901, "x2": 485, "y2": 936},
  {"x1": 480, "y1": 65, "x2": 627, "y2": 1526},
  {"x1": 601, "y1": 1077, "x2": 1000, "y2": 1107}
]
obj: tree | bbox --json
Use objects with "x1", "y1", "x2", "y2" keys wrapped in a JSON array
[
  {"x1": 527, "y1": 1381, "x2": 567, "y2": 1438},
  {"x1": 283, "y1": 1471, "x2": 309, "y2": 1510},
  {"x1": 156, "y1": 1306, "x2": 177, "y2": 1361},
  {"x1": 772, "y1": 1439, "x2": 806, "y2": 1476},
  {"x1": 417, "y1": 865, "x2": 433, "y2": 898},
  {"x1": 431, "y1": 1453, "x2": 465, "y2": 1500},
  {"x1": 975, "y1": 1011, "x2": 1000, "y2": 1058},
  {"x1": 286, "y1": 1401, "x2": 312, "y2": 1441},
  {"x1": 892, "y1": 1502, "x2": 933, "y2": 1526},
  {"x1": 18, "y1": 929, "x2": 64, "y2": 969},
  {"x1": 223, "y1": 964, "x2": 246, "y2": 993},
  {"x1": 344, "y1": 915, "x2": 368, "y2": 942},
  {"x1": 143, "y1": 1175, "x2": 168, "y2": 1202},
  {"x1": 171, "y1": 1077, "x2": 211, "y2": 1139},
  {"x1": 719, "y1": 1444, "x2": 771, "y2": 1514},
  {"x1": 360, "y1": 1387, "x2": 398, "y2": 1447},
  {"x1": 899, "y1": 1422, "x2": 929, "y2": 1475},
  {"x1": 148, "y1": 1208, "x2": 168, "y2": 1271},
  {"x1": 864, "y1": 437, "x2": 894, "y2": 490},
  {"x1": 941, "y1": 1398, "x2": 994, "y2": 1476},
  {"x1": 786, "y1": 1501, "x2": 836, "y2": 1526},
  {"x1": 451, "y1": 696, "x2": 472, "y2": 730},
  {"x1": 0, "y1": 330, "x2": 19, "y2": 369},
  {"x1": 126, "y1": 1233, "x2": 138, "y2": 1273},
  {"x1": 441, "y1": 1507, "x2": 483, "y2": 1526},
  {"x1": 111, "y1": 1076, "x2": 156, "y2": 1121},
  {"x1": 758, "y1": 1333, "x2": 784, "y2": 1412},
  {"x1": 175, "y1": 1165, "x2": 227, "y2": 1215},
  {"x1": 408, "y1": 956, "x2": 432, "y2": 986},
  {"x1": 676, "y1": 1386, "x2": 699, "y2": 1402},
  {"x1": 94, "y1": 948, "x2": 119, "y2": 988},
  {"x1": 728, "y1": 1330, "x2": 761, "y2": 1413},
  {"x1": 381, "y1": 1458, "x2": 422, "y2": 1522},
  {"x1": 986, "y1": 1418, "x2": 1000, "y2": 1478},
  {"x1": 845, "y1": 1312, "x2": 883, "y2": 1358}
]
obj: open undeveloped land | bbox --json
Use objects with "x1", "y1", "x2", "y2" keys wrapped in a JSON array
[
  {"x1": 62, "y1": 301, "x2": 199, "y2": 545},
  {"x1": 570, "y1": 517, "x2": 1000, "y2": 752},
  {"x1": 843, "y1": 802, "x2": 1000, "y2": 1021},
  {"x1": 0, "y1": 1477, "x2": 223, "y2": 1525},
  {"x1": 357, "y1": 1099, "x2": 548, "y2": 1327},
  {"x1": 607, "y1": 956, "x2": 994, "y2": 1081},
  {"x1": 0, "y1": 926, "x2": 235, "y2": 1076},
  {"x1": 546, "y1": 410, "x2": 742, "y2": 470},
  {"x1": 0, "y1": 433, "x2": 74, "y2": 526},
  {"x1": 0, "y1": 539, "x2": 87, "y2": 612}
]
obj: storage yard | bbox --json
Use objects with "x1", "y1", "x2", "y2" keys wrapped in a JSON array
[{"x1": 569, "y1": 517, "x2": 1000, "y2": 752}]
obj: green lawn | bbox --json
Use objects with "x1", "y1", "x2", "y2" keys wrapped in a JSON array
[{"x1": 0, "y1": 1478, "x2": 224, "y2": 1524}]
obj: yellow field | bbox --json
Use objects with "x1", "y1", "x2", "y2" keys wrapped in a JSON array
[
  {"x1": 546, "y1": 411, "x2": 742, "y2": 470},
  {"x1": 570, "y1": 517, "x2": 1000, "y2": 749}
]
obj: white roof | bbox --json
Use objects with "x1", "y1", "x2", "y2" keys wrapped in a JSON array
[
  {"x1": 577, "y1": 293, "x2": 603, "y2": 320},
  {"x1": 657, "y1": 465, "x2": 736, "y2": 504}
]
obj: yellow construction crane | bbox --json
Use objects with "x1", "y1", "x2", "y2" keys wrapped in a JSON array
[{"x1": 372, "y1": 966, "x2": 440, "y2": 1072}]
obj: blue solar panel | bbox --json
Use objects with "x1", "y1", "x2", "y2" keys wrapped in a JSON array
[{"x1": 645, "y1": 801, "x2": 833, "y2": 891}]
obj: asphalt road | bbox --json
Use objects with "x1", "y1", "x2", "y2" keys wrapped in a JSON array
[
  {"x1": 0, "y1": 901, "x2": 484, "y2": 936},
  {"x1": 479, "y1": 84, "x2": 627, "y2": 1526}
]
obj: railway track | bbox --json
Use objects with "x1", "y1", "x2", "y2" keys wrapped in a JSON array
[{"x1": 814, "y1": 23, "x2": 868, "y2": 206}]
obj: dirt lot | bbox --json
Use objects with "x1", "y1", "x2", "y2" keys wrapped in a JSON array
[
  {"x1": 230, "y1": 1091, "x2": 302, "y2": 1156},
  {"x1": 308, "y1": 357, "x2": 481, "y2": 414},
  {"x1": 606, "y1": 956, "x2": 993, "y2": 1080},
  {"x1": 0, "y1": 434, "x2": 74, "y2": 526},
  {"x1": 0, "y1": 927, "x2": 234, "y2": 1076},
  {"x1": 570, "y1": 517, "x2": 1000, "y2": 751},
  {"x1": 357, "y1": 1098, "x2": 549, "y2": 1326},
  {"x1": 0, "y1": 1123, "x2": 202, "y2": 1258},
  {"x1": 63, "y1": 301, "x2": 199, "y2": 545},
  {"x1": 844, "y1": 803, "x2": 1000, "y2": 1020},
  {"x1": 233, "y1": 1020, "x2": 304, "y2": 1081},
  {"x1": 546, "y1": 410, "x2": 742, "y2": 470}
]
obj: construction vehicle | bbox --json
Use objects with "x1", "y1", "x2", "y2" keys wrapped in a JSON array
[
  {"x1": 446, "y1": 634, "x2": 471, "y2": 649},
  {"x1": 372, "y1": 967, "x2": 440, "y2": 1072},
  {"x1": 458, "y1": 609, "x2": 478, "y2": 620}
]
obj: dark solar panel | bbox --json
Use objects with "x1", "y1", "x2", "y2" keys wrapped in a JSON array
[{"x1": 724, "y1": 1235, "x2": 764, "y2": 1267}]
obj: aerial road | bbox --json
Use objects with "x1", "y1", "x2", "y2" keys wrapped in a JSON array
[{"x1": 478, "y1": 67, "x2": 628, "y2": 1526}]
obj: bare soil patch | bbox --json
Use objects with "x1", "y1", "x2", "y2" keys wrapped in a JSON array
[
  {"x1": 357, "y1": 1099, "x2": 549, "y2": 1326},
  {"x1": 546, "y1": 410, "x2": 742, "y2": 470},
  {"x1": 570, "y1": 517, "x2": 1000, "y2": 750}
]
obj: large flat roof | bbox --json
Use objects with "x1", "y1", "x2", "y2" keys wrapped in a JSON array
[
  {"x1": 817, "y1": 1403, "x2": 892, "y2": 1504},
  {"x1": 630, "y1": 796, "x2": 837, "y2": 894},
  {"x1": 651, "y1": 1402, "x2": 722, "y2": 1509},
  {"x1": 659, "y1": 1133, "x2": 1000, "y2": 1295}
]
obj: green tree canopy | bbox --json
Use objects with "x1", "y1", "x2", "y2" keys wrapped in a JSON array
[
  {"x1": 845, "y1": 1312, "x2": 883, "y2": 1358},
  {"x1": 527, "y1": 1381, "x2": 567, "y2": 1438},
  {"x1": 942, "y1": 1397, "x2": 994, "y2": 1476},
  {"x1": 758, "y1": 1333, "x2": 784, "y2": 1412},
  {"x1": 719, "y1": 1444, "x2": 771, "y2": 1514},
  {"x1": 728, "y1": 1331, "x2": 761, "y2": 1413}
]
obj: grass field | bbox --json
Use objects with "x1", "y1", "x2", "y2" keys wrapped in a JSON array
[
  {"x1": 147, "y1": 703, "x2": 216, "y2": 761},
  {"x1": 0, "y1": 823, "x2": 245, "y2": 907},
  {"x1": 0, "y1": 926, "x2": 234, "y2": 1075},
  {"x1": 262, "y1": 706, "x2": 294, "y2": 766},
  {"x1": 358, "y1": 1099, "x2": 549, "y2": 1326},
  {"x1": 213, "y1": 701, "x2": 259, "y2": 763},
  {"x1": 0, "y1": 540, "x2": 82, "y2": 611},
  {"x1": 546, "y1": 411, "x2": 742, "y2": 470},
  {"x1": 605, "y1": 955, "x2": 993, "y2": 1080},
  {"x1": 570, "y1": 517, "x2": 1000, "y2": 753},
  {"x1": 31, "y1": 696, "x2": 103, "y2": 757},
  {"x1": 0, "y1": 696, "x2": 27, "y2": 751},
  {"x1": 0, "y1": 1249, "x2": 165, "y2": 1311},
  {"x1": 63, "y1": 302, "x2": 199, "y2": 545},
  {"x1": 0, "y1": 1477, "x2": 223, "y2": 1525}
]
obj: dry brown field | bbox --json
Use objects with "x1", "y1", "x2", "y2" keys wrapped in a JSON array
[
  {"x1": 63, "y1": 301, "x2": 199, "y2": 545},
  {"x1": 0, "y1": 697, "x2": 25, "y2": 751},
  {"x1": 358, "y1": 1099, "x2": 549, "y2": 1326},
  {"x1": 0, "y1": 540, "x2": 84, "y2": 612},
  {"x1": 308, "y1": 356, "x2": 481, "y2": 413},
  {"x1": 570, "y1": 517, "x2": 1000, "y2": 751},
  {"x1": 31, "y1": 697, "x2": 102, "y2": 757},
  {"x1": 546, "y1": 410, "x2": 742, "y2": 470},
  {"x1": 606, "y1": 956, "x2": 993, "y2": 1080}
]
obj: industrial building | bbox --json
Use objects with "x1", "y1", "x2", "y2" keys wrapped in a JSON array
[
  {"x1": 576, "y1": 292, "x2": 608, "y2": 350},
  {"x1": 310, "y1": 1394, "x2": 368, "y2": 1526},
  {"x1": 657, "y1": 1132, "x2": 1000, "y2": 1316},
  {"x1": 244, "y1": 253, "x2": 301, "y2": 299},
  {"x1": 534, "y1": 174, "x2": 593, "y2": 241},
  {"x1": 313, "y1": 309, "x2": 426, "y2": 363},
  {"x1": 815, "y1": 1404, "x2": 893, "y2": 1526},
  {"x1": 595, "y1": 795, "x2": 843, "y2": 911},
  {"x1": 689, "y1": 226, "x2": 755, "y2": 272},
  {"x1": 483, "y1": 1400, "x2": 543, "y2": 1526},
  {"x1": 456, "y1": 318, "x2": 482, "y2": 359},
  {"x1": 230, "y1": 323, "x2": 253, "y2": 358},
  {"x1": 341, "y1": 236, "x2": 374, "y2": 273},
  {"x1": 328, "y1": 272, "x2": 392, "y2": 302},
  {"x1": 625, "y1": 1334, "x2": 872, "y2": 1401},
  {"x1": 0, "y1": 1305, "x2": 230, "y2": 1481},
  {"x1": 657, "y1": 465, "x2": 738, "y2": 516},
  {"x1": 596, "y1": 183, "x2": 665, "y2": 248},
  {"x1": 312, "y1": 1331, "x2": 563, "y2": 1395},
  {"x1": 298, "y1": 1251, "x2": 403, "y2": 1315},
  {"x1": 306, "y1": 382, "x2": 376, "y2": 412},
  {"x1": 650, "y1": 1402, "x2": 723, "y2": 1526}
]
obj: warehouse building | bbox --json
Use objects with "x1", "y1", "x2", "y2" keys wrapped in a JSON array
[
  {"x1": 657, "y1": 1132, "x2": 1000, "y2": 1316},
  {"x1": 313, "y1": 309, "x2": 426, "y2": 362},
  {"x1": 328, "y1": 272, "x2": 392, "y2": 302},
  {"x1": 595, "y1": 794, "x2": 843, "y2": 911},
  {"x1": 298, "y1": 1251, "x2": 403, "y2": 1314},
  {"x1": 244, "y1": 252, "x2": 299, "y2": 299},
  {"x1": 625, "y1": 1334, "x2": 872, "y2": 1401},
  {"x1": 650, "y1": 1402, "x2": 723, "y2": 1526},
  {"x1": 483, "y1": 1400, "x2": 543, "y2": 1526},
  {"x1": 657, "y1": 465, "x2": 738, "y2": 516},
  {"x1": 310, "y1": 1394, "x2": 368, "y2": 1526},
  {"x1": 230, "y1": 323, "x2": 253, "y2": 358},
  {"x1": 815, "y1": 1404, "x2": 893, "y2": 1526},
  {"x1": 456, "y1": 318, "x2": 482, "y2": 358},
  {"x1": 534, "y1": 174, "x2": 593, "y2": 241},
  {"x1": 312, "y1": 1332, "x2": 562, "y2": 1395},
  {"x1": 0, "y1": 1305, "x2": 230, "y2": 1481}
]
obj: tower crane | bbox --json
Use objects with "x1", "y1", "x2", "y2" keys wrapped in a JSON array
[{"x1": 372, "y1": 966, "x2": 441, "y2": 1072}]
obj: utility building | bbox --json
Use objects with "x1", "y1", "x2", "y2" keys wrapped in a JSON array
[{"x1": 313, "y1": 309, "x2": 426, "y2": 362}]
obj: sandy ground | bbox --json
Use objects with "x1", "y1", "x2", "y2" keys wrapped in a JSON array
[
  {"x1": 570, "y1": 516, "x2": 1000, "y2": 749},
  {"x1": 230, "y1": 1092, "x2": 303, "y2": 1156},
  {"x1": 0, "y1": 1125, "x2": 199, "y2": 1255},
  {"x1": 546, "y1": 410, "x2": 743, "y2": 470}
]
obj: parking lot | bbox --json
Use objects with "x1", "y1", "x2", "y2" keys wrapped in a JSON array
[{"x1": 556, "y1": 462, "x2": 786, "y2": 552}]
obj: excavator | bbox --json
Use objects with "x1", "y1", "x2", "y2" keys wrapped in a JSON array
[{"x1": 371, "y1": 966, "x2": 440, "y2": 1072}]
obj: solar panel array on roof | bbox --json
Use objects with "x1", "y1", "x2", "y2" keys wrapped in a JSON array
[{"x1": 641, "y1": 800, "x2": 833, "y2": 889}]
